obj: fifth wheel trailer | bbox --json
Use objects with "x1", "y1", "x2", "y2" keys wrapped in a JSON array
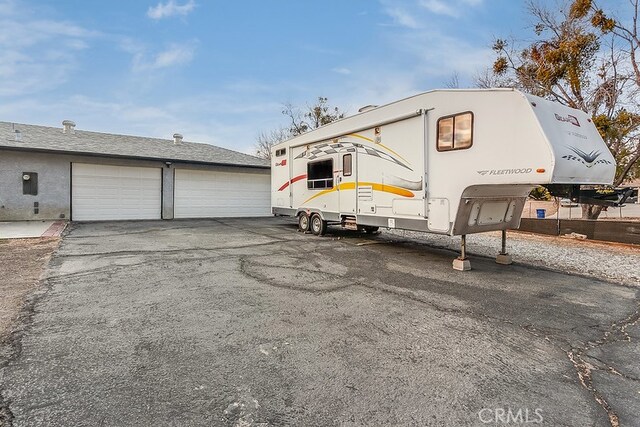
[{"x1": 270, "y1": 89, "x2": 617, "y2": 270}]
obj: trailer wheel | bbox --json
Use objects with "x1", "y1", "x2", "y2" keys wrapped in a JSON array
[
  {"x1": 298, "y1": 213, "x2": 310, "y2": 232},
  {"x1": 363, "y1": 226, "x2": 379, "y2": 234},
  {"x1": 310, "y1": 213, "x2": 327, "y2": 236}
]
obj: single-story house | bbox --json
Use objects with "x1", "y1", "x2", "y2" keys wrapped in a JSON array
[{"x1": 0, "y1": 120, "x2": 270, "y2": 221}]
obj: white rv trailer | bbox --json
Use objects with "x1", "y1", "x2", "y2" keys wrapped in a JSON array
[{"x1": 271, "y1": 89, "x2": 616, "y2": 270}]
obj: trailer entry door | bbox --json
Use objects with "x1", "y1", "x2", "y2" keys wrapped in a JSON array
[{"x1": 339, "y1": 153, "x2": 357, "y2": 215}]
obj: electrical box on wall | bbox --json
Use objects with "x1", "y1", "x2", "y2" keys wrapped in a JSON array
[{"x1": 22, "y1": 172, "x2": 38, "y2": 195}]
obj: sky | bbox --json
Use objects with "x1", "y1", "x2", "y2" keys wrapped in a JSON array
[{"x1": 0, "y1": 0, "x2": 532, "y2": 154}]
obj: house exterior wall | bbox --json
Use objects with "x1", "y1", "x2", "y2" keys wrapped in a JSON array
[
  {"x1": 0, "y1": 149, "x2": 269, "y2": 221},
  {"x1": 1, "y1": 150, "x2": 70, "y2": 220}
]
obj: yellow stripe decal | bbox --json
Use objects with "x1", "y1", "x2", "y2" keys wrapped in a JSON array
[
  {"x1": 302, "y1": 182, "x2": 413, "y2": 204},
  {"x1": 360, "y1": 182, "x2": 414, "y2": 198},
  {"x1": 348, "y1": 133, "x2": 374, "y2": 142},
  {"x1": 302, "y1": 187, "x2": 338, "y2": 204},
  {"x1": 348, "y1": 133, "x2": 410, "y2": 164}
]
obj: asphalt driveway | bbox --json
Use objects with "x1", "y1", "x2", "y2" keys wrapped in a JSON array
[{"x1": 0, "y1": 218, "x2": 638, "y2": 426}]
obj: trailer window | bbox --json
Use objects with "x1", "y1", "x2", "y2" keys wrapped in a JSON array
[
  {"x1": 437, "y1": 112, "x2": 473, "y2": 151},
  {"x1": 307, "y1": 159, "x2": 334, "y2": 190},
  {"x1": 343, "y1": 154, "x2": 352, "y2": 176},
  {"x1": 275, "y1": 148, "x2": 286, "y2": 157}
]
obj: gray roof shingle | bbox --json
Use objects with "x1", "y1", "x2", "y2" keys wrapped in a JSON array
[{"x1": 0, "y1": 121, "x2": 269, "y2": 168}]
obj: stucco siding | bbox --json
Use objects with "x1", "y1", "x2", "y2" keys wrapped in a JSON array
[{"x1": 0, "y1": 151, "x2": 70, "y2": 221}]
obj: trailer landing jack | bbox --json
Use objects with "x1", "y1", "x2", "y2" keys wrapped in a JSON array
[
  {"x1": 496, "y1": 229, "x2": 513, "y2": 265},
  {"x1": 453, "y1": 234, "x2": 471, "y2": 271}
]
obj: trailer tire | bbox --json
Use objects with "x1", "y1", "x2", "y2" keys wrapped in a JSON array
[
  {"x1": 310, "y1": 213, "x2": 327, "y2": 236},
  {"x1": 363, "y1": 226, "x2": 379, "y2": 234},
  {"x1": 298, "y1": 213, "x2": 310, "y2": 232}
]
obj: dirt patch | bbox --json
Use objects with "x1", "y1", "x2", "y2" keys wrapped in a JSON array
[{"x1": 0, "y1": 238, "x2": 60, "y2": 343}]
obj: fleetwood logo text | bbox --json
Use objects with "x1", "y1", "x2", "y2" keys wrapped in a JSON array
[{"x1": 477, "y1": 168, "x2": 533, "y2": 176}]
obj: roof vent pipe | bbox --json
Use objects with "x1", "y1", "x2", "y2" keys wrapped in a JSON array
[
  {"x1": 173, "y1": 133, "x2": 183, "y2": 144},
  {"x1": 358, "y1": 105, "x2": 378, "y2": 113},
  {"x1": 14, "y1": 129, "x2": 22, "y2": 142},
  {"x1": 62, "y1": 120, "x2": 76, "y2": 134}
]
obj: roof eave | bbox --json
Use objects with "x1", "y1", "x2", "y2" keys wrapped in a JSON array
[{"x1": 0, "y1": 146, "x2": 270, "y2": 170}]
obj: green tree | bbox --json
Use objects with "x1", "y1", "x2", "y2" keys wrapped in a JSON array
[
  {"x1": 529, "y1": 186, "x2": 552, "y2": 201},
  {"x1": 255, "y1": 97, "x2": 345, "y2": 159},
  {"x1": 483, "y1": 1, "x2": 640, "y2": 218}
]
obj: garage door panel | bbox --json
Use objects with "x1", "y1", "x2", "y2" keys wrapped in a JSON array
[
  {"x1": 72, "y1": 163, "x2": 162, "y2": 221},
  {"x1": 174, "y1": 169, "x2": 270, "y2": 218}
]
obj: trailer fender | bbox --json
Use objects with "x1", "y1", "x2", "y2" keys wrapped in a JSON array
[
  {"x1": 296, "y1": 208, "x2": 321, "y2": 220},
  {"x1": 295, "y1": 208, "x2": 333, "y2": 222}
]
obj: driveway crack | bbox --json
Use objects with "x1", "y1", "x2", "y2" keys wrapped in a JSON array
[
  {"x1": 53, "y1": 240, "x2": 286, "y2": 258},
  {"x1": 582, "y1": 354, "x2": 640, "y2": 382},
  {"x1": 0, "y1": 390, "x2": 15, "y2": 427},
  {"x1": 564, "y1": 302, "x2": 640, "y2": 427},
  {"x1": 0, "y1": 279, "x2": 55, "y2": 427}
]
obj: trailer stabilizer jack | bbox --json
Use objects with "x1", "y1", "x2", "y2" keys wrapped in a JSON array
[
  {"x1": 453, "y1": 235, "x2": 472, "y2": 271},
  {"x1": 496, "y1": 229, "x2": 513, "y2": 265}
]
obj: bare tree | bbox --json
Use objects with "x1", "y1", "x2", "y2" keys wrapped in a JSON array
[
  {"x1": 255, "y1": 97, "x2": 346, "y2": 159},
  {"x1": 444, "y1": 72, "x2": 460, "y2": 89},
  {"x1": 255, "y1": 127, "x2": 290, "y2": 160},
  {"x1": 474, "y1": 66, "x2": 516, "y2": 88}
]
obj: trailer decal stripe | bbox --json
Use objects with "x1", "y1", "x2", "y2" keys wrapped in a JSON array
[
  {"x1": 349, "y1": 133, "x2": 410, "y2": 165},
  {"x1": 301, "y1": 182, "x2": 414, "y2": 204},
  {"x1": 361, "y1": 182, "x2": 414, "y2": 198},
  {"x1": 295, "y1": 140, "x2": 412, "y2": 170},
  {"x1": 348, "y1": 133, "x2": 373, "y2": 142},
  {"x1": 278, "y1": 174, "x2": 307, "y2": 191},
  {"x1": 302, "y1": 187, "x2": 337, "y2": 203}
]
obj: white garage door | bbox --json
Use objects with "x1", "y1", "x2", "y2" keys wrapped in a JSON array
[
  {"x1": 72, "y1": 163, "x2": 162, "y2": 221},
  {"x1": 174, "y1": 169, "x2": 270, "y2": 218}
]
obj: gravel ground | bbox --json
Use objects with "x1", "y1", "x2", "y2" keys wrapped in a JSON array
[{"x1": 383, "y1": 229, "x2": 640, "y2": 287}]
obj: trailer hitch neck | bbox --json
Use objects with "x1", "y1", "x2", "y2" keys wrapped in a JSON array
[{"x1": 544, "y1": 185, "x2": 633, "y2": 207}]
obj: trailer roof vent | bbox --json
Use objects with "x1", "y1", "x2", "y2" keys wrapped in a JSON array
[
  {"x1": 173, "y1": 133, "x2": 183, "y2": 144},
  {"x1": 358, "y1": 105, "x2": 378, "y2": 113},
  {"x1": 62, "y1": 120, "x2": 76, "y2": 134}
]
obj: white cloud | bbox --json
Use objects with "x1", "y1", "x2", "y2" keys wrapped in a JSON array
[
  {"x1": 419, "y1": 0, "x2": 484, "y2": 18},
  {"x1": 332, "y1": 67, "x2": 352, "y2": 75},
  {"x1": 147, "y1": 0, "x2": 196, "y2": 20},
  {"x1": 0, "y1": 0, "x2": 16, "y2": 15},
  {"x1": 384, "y1": 7, "x2": 420, "y2": 28},
  {"x1": 0, "y1": 19, "x2": 96, "y2": 48},
  {"x1": 132, "y1": 41, "x2": 197, "y2": 72},
  {"x1": 313, "y1": 19, "x2": 495, "y2": 114},
  {"x1": 0, "y1": 3, "x2": 97, "y2": 96},
  {"x1": 419, "y1": 0, "x2": 457, "y2": 17},
  {"x1": 390, "y1": 28, "x2": 494, "y2": 80},
  {"x1": 0, "y1": 92, "x2": 274, "y2": 154}
]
